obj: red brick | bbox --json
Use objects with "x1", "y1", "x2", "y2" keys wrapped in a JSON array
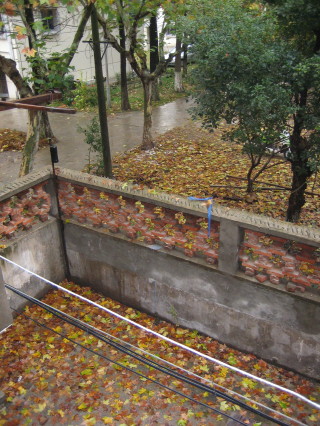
[
  {"x1": 206, "y1": 257, "x2": 217, "y2": 265},
  {"x1": 285, "y1": 271, "x2": 300, "y2": 279},
  {"x1": 255, "y1": 249, "x2": 273, "y2": 258},
  {"x1": 3, "y1": 225, "x2": 17, "y2": 238},
  {"x1": 270, "y1": 249, "x2": 286, "y2": 256},
  {"x1": 104, "y1": 220, "x2": 119, "y2": 233},
  {"x1": 153, "y1": 230, "x2": 166, "y2": 238},
  {"x1": 255, "y1": 261, "x2": 272, "y2": 269},
  {"x1": 284, "y1": 261, "x2": 297, "y2": 268},
  {"x1": 184, "y1": 248, "x2": 194, "y2": 257},
  {"x1": 298, "y1": 242, "x2": 319, "y2": 251},
  {"x1": 266, "y1": 268, "x2": 283, "y2": 278},
  {"x1": 291, "y1": 277, "x2": 311, "y2": 287},
  {"x1": 245, "y1": 230, "x2": 264, "y2": 238},
  {"x1": 142, "y1": 235, "x2": 155, "y2": 244},
  {"x1": 282, "y1": 254, "x2": 296, "y2": 263},
  {"x1": 282, "y1": 266, "x2": 296, "y2": 274},
  {"x1": 203, "y1": 249, "x2": 218, "y2": 258},
  {"x1": 245, "y1": 267, "x2": 255, "y2": 277},
  {"x1": 286, "y1": 282, "x2": 306, "y2": 292},
  {"x1": 181, "y1": 225, "x2": 198, "y2": 233},
  {"x1": 296, "y1": 255, "x2": 316, "y2": 264},
  {"x1": 268, "y1": 235, "x2": 286, "y2": 244},
  {"x1": 242, "y1": 261, "x2": 259, "y2": 270},
  {"x1": 242, "y1": 242, "x2": 261, "y2": 250},
  {"x1": 256, "y1": 274, "x2": 268, "y2": 283},
  {"x1": 308, "y1": 277, "x2": 320, "y2": 285},
  {"x1": 269, "y1": 275, "x2": 280, "y2": 285}
]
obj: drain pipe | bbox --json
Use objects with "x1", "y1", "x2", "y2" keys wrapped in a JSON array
[{"x1": 50, "y1": 145, "x2": 71, "y2": 280}]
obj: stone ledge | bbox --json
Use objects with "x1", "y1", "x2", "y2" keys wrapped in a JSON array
[{"x1": 0, "y1": 166, "x2": 52, "y2": 201}]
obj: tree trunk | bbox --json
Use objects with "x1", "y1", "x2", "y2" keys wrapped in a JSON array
[
  {"x1": 150, "y1": 14, "x2": 160, "y2": 102},
  {"x1": 174, "y1": 38, "x2": 184, "y2": 92},
  {"x1": 286, "y1": 90, "x2": 312, "y2": 222},
  {"x1": 182, "y1": 43, "x2": 188, "y2": 77},
  {"x1": 286, "y1": 123, "x2": 312, "y2": 222},
  {"x1": 91, "y1": 5, "x2": 112, "y2": 178},
  {"x1": 158, "y1": 28, "x2": 165, "y2": 62},
  {"x1": 246, "y1": 163, "x2": 255, "y2": 193},
  {"x1": 141, "y1": 78, "x2": 154, "y2": 150},
  {"x1": 39, "y1": 111, "x2": 55, "y2": 145},
  {"x1": 152, "y1": 78, "x2": 160, "y2": 101},
  {"x1": 19, "y1": 110, "x2": 40, "y2": 177},
  {"x1": 286, "y1": 162, "x2": 311, "y2": 222},
  {"x1": 119, "y1": 1, "x2": 130, "y2": 111}
]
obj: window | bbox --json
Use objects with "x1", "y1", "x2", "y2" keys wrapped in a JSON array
[
  {"x1": 0, "y1": 70, "x2": 9, "y2": 100},
  {"x1": 40, "y1": 8, "x2": 58, "y2": 32}
]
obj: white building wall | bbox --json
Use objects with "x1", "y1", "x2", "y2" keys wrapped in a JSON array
[
  {"x1": 2, "y1": 5, "x2": 122, "y2": 97},
  {"x1": 0, "y1": 15, "x2": 19, "y2": 99}
]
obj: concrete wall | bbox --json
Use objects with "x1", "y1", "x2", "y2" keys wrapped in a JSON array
[
  {"x1": 0, "y1": 268, "x2": 12, "y2": 331},
  {"x1": 0, "y1": 168, "x2": 319, "y2": 379},
  {"x1": 0, "y1": 168, "x2": 65, "y2": 317},
  {"x1": 0, "y1": 219, "x2": 66, "y2": 313},
  {"x1": 65, "y1": 222, "x2": 320, "y2": 379}
]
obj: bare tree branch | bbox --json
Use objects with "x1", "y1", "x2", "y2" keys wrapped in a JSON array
[{"x1": 0, "y1": 54, "x2": 32, "y2": 98}]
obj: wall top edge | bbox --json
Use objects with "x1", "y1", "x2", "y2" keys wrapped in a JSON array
[
  {"x1": 0, "y1": 166, "x2": 52, "y2": 201},
  {"x1": 56, "y1": 168, "x2": 320, "y2": 245}
]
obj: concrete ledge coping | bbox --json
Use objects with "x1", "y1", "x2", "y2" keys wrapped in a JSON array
[
  {"x1": 56, "y1": 167, "x2": 320, "y2": 246},
  {"x1": 0, "y1": 166, "x2": 52, "y2": 201}
]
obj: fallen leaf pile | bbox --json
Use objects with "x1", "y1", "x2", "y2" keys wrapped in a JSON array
[
  {"x1": 113, "y1": 124, "x2": 320, "y2": 227},
  {"x1": 0, "y1": 129, "x2": 50, "y2": 152},
  {"x1": 0, "y1": 281, "x2": 319, "y2": 425},
  {"x1": 0, "y1": 129, "x2": 26, "y2": 152}
]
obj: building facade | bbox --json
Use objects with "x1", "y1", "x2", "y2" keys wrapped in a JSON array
[{"x1": 0, "y1": 5, "x2": 122, "y2": 99}]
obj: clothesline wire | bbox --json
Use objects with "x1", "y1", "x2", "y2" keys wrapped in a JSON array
[{"x1": 1, "y1": 254, "x2": 319, "y2": 412}]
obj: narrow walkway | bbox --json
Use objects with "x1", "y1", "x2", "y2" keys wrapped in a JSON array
[{"x1": 0, "y1": 98, "x2": 193, "y2": 184}]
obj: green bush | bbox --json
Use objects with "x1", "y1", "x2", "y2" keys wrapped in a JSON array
[
  {"x1": 78, "y1": 117, "x2": 104, "y2": 175},
  {"x1": 72, "y1": 81, "x2": 98, "y2": 110}
]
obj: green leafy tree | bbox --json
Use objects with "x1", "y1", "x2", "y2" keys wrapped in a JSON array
[
  {"x1": 0, "y1": 0, "x2": 93, "y2": 176},
  {"x1": 186, "y1": 0, "x2": 320, "y2": 222},
  {"x1": 93, "y1": 0, "x2": 190, "y2": 149},
  {"x1": 262, "y1": 0, "x2": 320, "y2": 221}
]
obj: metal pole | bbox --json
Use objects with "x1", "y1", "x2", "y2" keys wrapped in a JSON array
[
  {"x1": 104, "y1": 43, "x2": 112, "y2": 109},
  {"x1": 91, "y1": 5, "x2": 113, "y2": 178},
  {"x1": 50, "y1": 145, "x2": 71, "y2": 280}
]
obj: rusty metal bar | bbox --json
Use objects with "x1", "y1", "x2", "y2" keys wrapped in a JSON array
[{"x1": 0, "y1": 100, "x2": 76, "y2": 114}]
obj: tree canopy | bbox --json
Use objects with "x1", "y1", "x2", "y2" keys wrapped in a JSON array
[{"x1": 185, "y1": 0, "x2": 320, "y2": 222}]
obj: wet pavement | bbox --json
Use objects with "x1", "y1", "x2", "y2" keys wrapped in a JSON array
[{"x1": 0, "y1": 97, "x2": 193, "y2": 184}]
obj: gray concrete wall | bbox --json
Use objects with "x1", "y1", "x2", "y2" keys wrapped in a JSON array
[
  {"x1": 1, "y1": 168, "x2": 319, "y2": 379},
  {"x1": 0, "y1": 268, "x2": 12, "y2": 331},
  {"x1": 0, "y1": 219, "x2": 66, "y2": 313},
  {"x1": 65, "y1": 222, "x2": 320, "y2": 379}
]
